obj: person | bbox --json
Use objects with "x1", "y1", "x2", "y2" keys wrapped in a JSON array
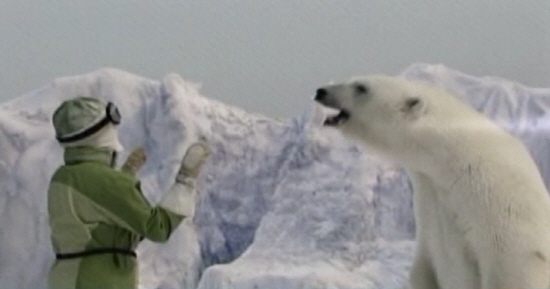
[{"x1": 47, "y1": 96, "x2": 210, "y2": 289}]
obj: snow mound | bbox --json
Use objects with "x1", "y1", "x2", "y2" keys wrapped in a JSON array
[{"x1": 1, "y1": 64, "x2": 550, "y2": 289}]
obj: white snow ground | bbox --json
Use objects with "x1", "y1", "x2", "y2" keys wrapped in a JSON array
[{"x1": 1, "y1": 63, "x2": 549, "y2": 288}]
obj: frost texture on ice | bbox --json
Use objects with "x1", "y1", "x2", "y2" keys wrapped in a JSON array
[
  {"x1": 198, "y1": 104, "x2": 415, "y2": 289},
  {"x1": 1, "y1": 64, "x2": 549, "y2": 288}
]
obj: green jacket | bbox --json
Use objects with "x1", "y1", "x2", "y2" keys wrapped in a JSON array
[{"x1": 47, "y1": 146, "x2": 185, "y2": 289}]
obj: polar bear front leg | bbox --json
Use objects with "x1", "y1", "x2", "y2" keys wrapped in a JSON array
[{"x1": 409, "y1": 248, "x2": 439, "y2": 289}]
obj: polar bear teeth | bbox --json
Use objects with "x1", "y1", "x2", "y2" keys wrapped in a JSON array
[{"x1": 324, "y1": 110, "x2": 350, "y2": 126}]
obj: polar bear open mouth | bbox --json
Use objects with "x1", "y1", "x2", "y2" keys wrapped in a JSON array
[{"x1": 324, "y1": 109, "x2": 350, "y2": 126}]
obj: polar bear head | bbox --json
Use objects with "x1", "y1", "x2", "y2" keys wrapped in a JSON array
[{"x1": 314, "y1": 75, "x2": 450, "y2": 167}]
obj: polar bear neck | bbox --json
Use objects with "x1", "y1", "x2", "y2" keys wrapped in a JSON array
[
  {"x1": 405, "y1": 114, "x2": 546, "y2": 196},
  {"x1": 401, "y1": 113, "x2": 516, "y2": 176}
]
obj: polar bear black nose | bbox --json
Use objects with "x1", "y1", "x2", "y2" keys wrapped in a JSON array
[{"x1": 315, "y1": 88, "x2": 327, "y2": 101}]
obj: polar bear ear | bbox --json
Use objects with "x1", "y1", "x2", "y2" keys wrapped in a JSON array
[{"x1": 402, "y1": 97, "x2": 426, "y2": 115}]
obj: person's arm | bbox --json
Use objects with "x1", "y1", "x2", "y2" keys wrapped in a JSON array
[
  {"x1": 99, "y1": 141, "x2": 210, "y2": 242},
  {"x1": 86, "y1": 176, "x2": 186, "y2": 243}
]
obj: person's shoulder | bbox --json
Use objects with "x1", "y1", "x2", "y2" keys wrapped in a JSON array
[
  {"x1": 97, "y1": 164, "x2": 138, "y2": 184},
  {"x1": 75, "y1": 163, "x2": 138, "y2": 189},
  {"x1": 111, "y1": 168, "x2": 139, "y2": 185},
  {"x1": 49, "y1": 165, "x2": 70, "y2": 184}
]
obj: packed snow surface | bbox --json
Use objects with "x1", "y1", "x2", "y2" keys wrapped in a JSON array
[{"x1": 1, "y1": 63, "x2": 550, "y2": 288}]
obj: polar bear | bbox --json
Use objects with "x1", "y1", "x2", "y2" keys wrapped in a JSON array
[{"x1": 314, "y1": 75, "x2": 550, "y2": 289}]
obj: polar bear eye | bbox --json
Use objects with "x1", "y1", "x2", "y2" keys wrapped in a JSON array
[
  {"x1": 402, "y1": 97, "x2": 425, "y2": 114},
  {"x1": 406, "y1": 98, "x2": 420, "y2": 108},
  {"x1": 354, "y1": 84, "x2": 368, "y2": 95},
  {"x1": 355, "y1": 84, "x2": 368, "y2": 94}
]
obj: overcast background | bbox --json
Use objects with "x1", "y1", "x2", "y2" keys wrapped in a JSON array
[{"x1": 1, "y1": 1, "x2": 550, "y2": 118}]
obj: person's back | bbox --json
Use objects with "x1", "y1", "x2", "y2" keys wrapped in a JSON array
[{"x1": 47, "y1": 97, "x2": 210, "y2": 289}]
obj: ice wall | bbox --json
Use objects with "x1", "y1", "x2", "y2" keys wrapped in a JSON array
[{"x1": 198, "y1": 105, "x2": 415, "y2": 289}]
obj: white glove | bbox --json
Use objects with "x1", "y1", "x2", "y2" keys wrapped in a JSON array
[
  {"x1": 160, "y1": 183, "x2": 197, "y2": 217},
  {"x1": 120, "y1": 147, "x2": 146, "y2": 176},
  {"x1": 175, "y1": 141, "x2": 210, "y2": 184},
  {"x1": 160, "y1": 141, "x2": 211, "y2": 217}
]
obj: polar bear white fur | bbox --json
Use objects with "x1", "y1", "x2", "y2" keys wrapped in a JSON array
[{"x1": 314, "y1": 75, "x2": 550, "y2": 289}]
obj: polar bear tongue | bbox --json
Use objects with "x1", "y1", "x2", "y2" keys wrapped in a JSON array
[{"x1": 323, "y1": 110, "x2": 350, "y2": 126}]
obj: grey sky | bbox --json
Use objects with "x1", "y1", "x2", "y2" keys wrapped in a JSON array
[{"x1": 1, "y1": 1, "x2": 550, "y2": 118}]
